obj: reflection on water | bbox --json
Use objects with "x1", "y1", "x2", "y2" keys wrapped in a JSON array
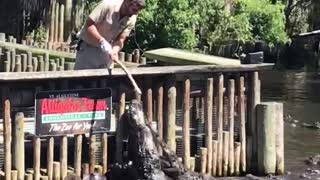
[{"x1": 261, "y1": 70, "x2": 320, "y2": 172}]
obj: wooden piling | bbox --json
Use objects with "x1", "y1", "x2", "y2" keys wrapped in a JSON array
[
  {"x1": 11, "y1": 170, "x2": 17, "y2": 180},
  {"x1": 89, "y1": 135, "x2": 96, "y2": 174},
  {"x1": 50, "y1": 62, "x2": 57, "y2": 71},
  {"x1": 217, "y1": 74, "x2": 224, "y2": 176},
  {"x1": 238, "y1": 76, "x2": 246, "y2": 173},
  {"x1": 53, "y1": 162, "x2": 60, "y2": 180},
  {"x1": 0, "y1": 33, "x2": 5, "y2": 41},
  {"x1": 116, "y1": 86, "x2": 125, "y2": 163},
  {"x1": 223, "y1": 131, "x2": 229, "y2": 176},
  {"x1": 146, "y1": 78, "x2": 153, "y2": 123},
  {"x1": 212, "y1": 140, "x2": 218, "y2": 176},
  {"x1": 234, "y1": 142, "x2": 241, "y2": 176},
  {"x1": 38, "y1": 55, "x2": 44, "y2": 71},
  {"x1": 102, "y1": 133, "x2": 108, "y2": 174},
  {"x1": 183, "y1": 78, "x2": 191, "y2": 169},
  {"x1": 275, "y1": 103, "x2": 284, "y2": 175},
  {"x1": 65, "y1": 62, "x2": 74, "y2": 70},
  {"x1": 140, "y1": 57, "x2": 147, "y2": 65},
  {"x1": 200, "y1": 148, "x2": 207, "y2": 175},
  {"x1": 47, "y1": 137, "x2": 54, "y2": 180},
  {"x1": 59, "y1": 4, "x2": 64, "y2": 42},
  {"x1": 165, "y1": 77, "x2": 176, "y2": 152},
  {"x1": 60, "y1": 136, "x2": 68, "y2": 179},
  {"x1": 228, "y1": 79, "x2": 235, "y2": 175},
  {"x1": 45, "y1": 53, "x2": 49, "y2": 71},
  {"x1": 27, "y1": 51, "x2": 32, "y2": 67},
  {"x1": 49, "y1": 2, "x2": 55, "y2": 42},
  {"x1": 4, "y1": 51, "x2": 10, "y2": 72},
  {"x1": 54, "y1": 3, "x2": 59, "y2": 42},
  {"x1": 82, "y1": 163, "x2": 89, "y2": 177},
  {"x1": 25, "y1": 174, "x2": 33, "y2": 180},
  {"x1": 40, "y1": 176, "x2": 48, "y2": 180},
  {"x1": 133, "y1": 49, "x2": 140, "y2": 63},
  {"x1": 33, "y1": 57, "x2": 38, "y2": 72},
  {"x1": 13, "y1": 112, "x2": 25, "y2": 180},
  {"x1": 157, "y1": 83, "x2": 164, "y2": 145},
  {"x1": 3, "y1": 100, "x2": 11, "y2": 180},
  {"x1": 190, "y1": 157, "x2": 195, "y2": 171},
  {"x1": 15, "y1": 55, "x2": 22, "y2": 72},
  {"x1": 21, "y1": 54, "x2": 27, "y2": 72},
  {"x1": 256, "y1": 102, "x2": 276, "y2": 175},
  {"x1": 119, "y1": 52, "x2": 125, "y2": 62},
  {"x1": 74, "y1": 135, "x2": 82, "y2": 177},
  {"x1": 126, "y1": 53, "x2": 132, "y2": 62},
  {"x1": 33, "y1": 136, "x2": 41, "y2": 180},
  {"x1": 205, "y1": 78, "x2": 213, "y2": 175},
  {"x1": 11, "y1": 50, "x2": 16, "y2": 72},
  {"x1": 248, "y1": 72, "x2": 260, "y2": 171}
]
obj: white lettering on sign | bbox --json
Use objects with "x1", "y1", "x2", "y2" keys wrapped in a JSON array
[{"x1": 49, "y1": 121, "x2": 97, "y2": 133}]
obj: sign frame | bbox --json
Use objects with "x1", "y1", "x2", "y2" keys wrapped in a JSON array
[{"x1": 35, "y1": 88, "x2": 112, "y2": 137}]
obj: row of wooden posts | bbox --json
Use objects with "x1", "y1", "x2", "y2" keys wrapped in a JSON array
[
  {"x1": 0, "y1": 38, "x2": 145, "y2": 72},
  {"x1": 0, "y1": 69, "x2": 283, "y2": 178},
  {"x1": 115, "y1": 72, "x2": 284, "y2": 177},
  {"x1": 0, "y1": 48, "x2": 145, "y2": 72},
  {"x1": 0, "y1": 32, "x2": 146, "y2": 70},
  {"x1": 2, "y1": 100, "x2": 109, "y2": 180}
]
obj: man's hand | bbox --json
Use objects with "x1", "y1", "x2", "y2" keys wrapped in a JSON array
[
  {"x1": 99, "y1": 38, "x2": 112, "y2": 54},
  {"x1": 109, "y1": 51, "x2": 119, "y2": 61}
]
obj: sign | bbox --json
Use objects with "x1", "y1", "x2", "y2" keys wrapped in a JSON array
[{"x1": 35, "y1": 88, "x2": 112, "y2": 136}]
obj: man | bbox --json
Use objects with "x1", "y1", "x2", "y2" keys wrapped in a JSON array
[{"x1": 74, "y1": 0, "x2": 145, "y2": 70}]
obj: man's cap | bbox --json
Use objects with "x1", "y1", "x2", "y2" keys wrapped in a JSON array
[{"x1": 133, "y1": 0, "x2": 145, "y2": 7}]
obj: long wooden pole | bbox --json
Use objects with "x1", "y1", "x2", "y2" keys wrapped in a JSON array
[
  {"x1": 114, "y1": 59, "x2": 142, "y2": 95},
  {"x1": 74, "y1": 135, "x2": 82, "y2": 177},
  {"x1": 275, "y1": 103, "x2": 284, "y2": 175},
  {"x1": 248, "y1": 71, "x2": 260, "y2": 172},
  {"x1": 212, "y1": 140, "x2": 218, "y2": 176},
  {"x1": 3, "y1": 100, "x2": 11, "y2": 180},
  {"x1": 60, "y1": 136, "x2": 68, "y2": 179},
  {"x1": 200, "y1": 148, "x2": 207, "y2": 175},
  {"x1": 33, "y1": 136, "x2": 41, "y2": 180},
  {"x1": 90, "y1": 135, "x2": 96, "y2": 174},
  {"x1": 238, "y1": 76, "x2": 246, "y2": 173},
  {"x1": 13, "y1": 112, "x2": 25, "y2": 180},
  {"x1": 228, "y1": 79, "x2": 235, "y2": 175},
  {"x1": 146, "y1": 78, "x2": 153, "y2": 123},
  {"x1": 217, "y1": 74, "x2": 224, "y2": 176},
  {"x1": 183, "y1": 78, "x2": 191, "y2": 169},
  {"x1": 223, "y1": 131, "x2": 229, "y2": 176},
  {"x1": 157, "y1": 83, "x2": 164, "y2": 149},
  {"x1": 47, "y1": 137, "x2": 54, "y2": 180},
  {"x1": 205, "y1": 78, "x2": 213, "y2": 175},
  {"x1": 165, "y1": 77, "x2": 176, "y2": 152},
  {"x1": 102, "y1": 133, "x2": 108, "y2": 174}
]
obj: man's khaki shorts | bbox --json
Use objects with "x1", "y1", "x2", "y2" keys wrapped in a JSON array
[{"x1": 74, "y1": 41, "x2": 110, "y2": 70}]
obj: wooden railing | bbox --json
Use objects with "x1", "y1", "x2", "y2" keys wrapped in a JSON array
[
  {"x1": 0, "y1": 64, "x2": 283, "y2": 179},
  {"x1": 0, "y1": 33, "x2": 146, "y2": 73}
]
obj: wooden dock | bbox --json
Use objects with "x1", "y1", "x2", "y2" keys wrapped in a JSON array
[{"x1": 0, "y1": 62, "x2": 284, "y2": 179}]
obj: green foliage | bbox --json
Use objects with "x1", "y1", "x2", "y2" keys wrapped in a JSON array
[
  {"x1": 207, "y1": 0, "x2": 290, "y2": 47},
  {"x1": 125, "y1": 0, "x2": 199, "y2": 51},
  {"x1": 235, "y1": 0, "x2": 289, "y2": 46}
]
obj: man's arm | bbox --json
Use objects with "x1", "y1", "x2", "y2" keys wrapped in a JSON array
[
  {"x1": 85, "y1": 18, "x2": 106, "y2": 46},
  {"x1": 112, "y1": 34, "x2": 127, "y2": 54}
]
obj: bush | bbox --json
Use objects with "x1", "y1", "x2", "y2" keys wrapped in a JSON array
[{"x1": 209, "y1": 0, "x2": 290, "y2": 47}]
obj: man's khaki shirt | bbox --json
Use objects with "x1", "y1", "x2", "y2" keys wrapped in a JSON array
[{"x1": 79, "y1": 0, "x2": 137, "y2": 46}]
